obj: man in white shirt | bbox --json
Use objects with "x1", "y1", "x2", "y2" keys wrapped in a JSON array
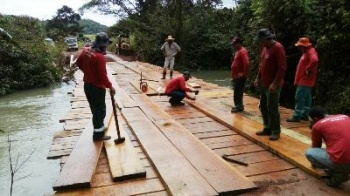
[{"x1": 161, "y1": 35, "x2": 181, "y2": 79}]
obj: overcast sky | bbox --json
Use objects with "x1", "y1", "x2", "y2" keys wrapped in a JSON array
[{"x1": 0, "y1": 0, "x2": 235, "y2": 27}]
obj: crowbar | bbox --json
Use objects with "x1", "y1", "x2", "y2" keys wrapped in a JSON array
[{"x1": 222, "y1": 154, "x2": 248, "y2": 166}]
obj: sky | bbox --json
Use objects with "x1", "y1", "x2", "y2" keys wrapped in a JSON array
[{"x1": 0, "y1": 0, "x2": 236, "y2": 27}]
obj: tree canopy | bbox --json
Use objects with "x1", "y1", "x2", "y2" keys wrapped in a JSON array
[
  {"x1": 46, "y1": 5, "x2": 83, "y2": 40},
  {"x1": 83, "y1": 0, "x2": 350, "y2": 113}
]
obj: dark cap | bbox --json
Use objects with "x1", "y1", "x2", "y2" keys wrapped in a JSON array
[
  {"x1": 183, "y1": 71, "x2": 192, "y2": 78},
  {"x1": 92, "y1": 32, "x2": 112, "y2": 48},
  {"x1": 255, "y1": 28, "x2": 275, "y2": 41},
  {"x1": 231, "y1": 36, "x2": 242, "y2": 44}
]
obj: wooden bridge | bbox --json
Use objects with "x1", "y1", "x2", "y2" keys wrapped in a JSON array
[{"x1": 48, "y1": 54, "x2": 350, "y2": 195}]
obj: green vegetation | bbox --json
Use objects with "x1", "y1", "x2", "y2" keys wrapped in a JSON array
[
  {"x1": 1, "y1": 1, "x2": 349, "y2": 113},
  {"x1": 0, "y1": 15, "x2": 64, "y2": 95},
  {"x1": 79, "y1": 19, "x2": 108, "y2": 34},
  {"x1": 0, "y1": 5, "x2": 104, "y2": 96},
  {"x1": 82, "y1": 0, "x2": 349, "y2": 113}
]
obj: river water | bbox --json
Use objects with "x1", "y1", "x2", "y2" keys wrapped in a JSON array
[
  {"x1": 0, "y1": 82, "x2": 75, "y2": 196},
  {"x1": 0, "y1": 70, "x2": 230, "y2": 196}
]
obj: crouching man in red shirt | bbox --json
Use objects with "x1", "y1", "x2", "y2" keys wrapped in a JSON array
[
  {"x1": 165, "y1": 71, "x2": 198, "y2": 106},
  {"x1": 305, "y1": 106, "x2": 350, "y2": 187}
]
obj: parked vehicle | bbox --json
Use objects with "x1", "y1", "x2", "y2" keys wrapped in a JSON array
[{"x1": 65, "y1": 37, "x2": 78, "y2": 51}]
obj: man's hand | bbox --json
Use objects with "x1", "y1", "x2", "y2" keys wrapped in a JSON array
[
  {"x1": 237, "y1": 72, "x2": 243, "y2": 78},
  {"x1": 190, "y1": 96, "x2": 196, "y2": 101},
  {"x1": 110, "y1": 87, "x2": 116, "y2": 96}
]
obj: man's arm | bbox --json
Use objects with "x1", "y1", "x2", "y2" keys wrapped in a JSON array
[
  {"x1": 270, "y1": 45, "x2": 287, "y2": 91},
  {"x1": 311, "y1": 128, "x2": 323, "y2": 148}
]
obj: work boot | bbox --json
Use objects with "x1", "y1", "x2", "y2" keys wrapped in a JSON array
[
  {"x1": 269, "y1": 134, "x2": 280, "y2": 141},
  {"x1": 286, "y1": 117, "x2": 300, "y2": 122},
  {"x1": 300, "y1": 116, "x2": 309, "y2": 121},
  {"x1": 324, "y1": 173, "x2": 350, "y2": 187},
  {"x1": 162, "y1": 70, "x2": 166, "y2": 79},
  {"x1": 231, "y1": 107, "x2": 244, "y2": 113},
  {"x1": 170, "y1": 70, "x2": 173, "y2": 79},
  {"x1": 93, "y1": 131, "x2": 111, "y2": 141},
  {"x1": 256, "y1": 128, "x2": 271, "y2": 136}
]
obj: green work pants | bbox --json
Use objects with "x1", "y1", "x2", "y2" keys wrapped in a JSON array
[
  {"x1": 259, "y1": 86, "x2": 281, "y2": 135},
  {"x1": 84, "y1": 83, "x2": 106, "y2": 129},
  {"x1": 293, "y1": 86, "x2": 312, "y2": 119}
]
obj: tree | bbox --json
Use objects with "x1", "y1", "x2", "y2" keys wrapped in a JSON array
[{"x1": 46, "y1": 5, "x2": 82, "y2": 40}]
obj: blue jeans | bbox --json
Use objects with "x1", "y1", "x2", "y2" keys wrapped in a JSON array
[
  {"x1": 293, "y1": 86, "x2": 312, "y2": 119},
  {"x1": 305, "y1": 148, "x2": 350, "y2": 173},
  {"x1": 169, "y1": 90, "x2": 185, "y2": 104}
]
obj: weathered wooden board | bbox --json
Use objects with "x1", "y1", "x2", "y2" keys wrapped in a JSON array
[
  {"x1": 186, "y1": 98, "x2": 326, "y2": 178},
  {"x1": 108, "y1": 71, "x2": 138, "y2": 109},
  {"x1": 104, "y1": 114, "x2": 146, "y2": 181},
  {"x1": 53, "y1": 96, "x2": 113, "y2": 190},
  {"x1": 187, "y1": 82, "x2": 201, "y2": 88},
  {"x1": 121, "y1": 107, "x2": 218, "y2": 196},
  {"x1": 130, "y1": 94, "x2": 257, "y2": 194},
  {"x1": 55, "y1": 178, "x2": 166, "y2": 196}
]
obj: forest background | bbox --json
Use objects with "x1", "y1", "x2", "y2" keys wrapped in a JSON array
[{"x1": 1, "y1": 0, "x2": 349, "y2": 113}]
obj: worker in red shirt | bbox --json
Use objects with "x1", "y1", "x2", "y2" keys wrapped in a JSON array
[
  {"x1": 254, "y1": 28, "x2": 287, "y2": 141},
  {"x1": 230, "y1": 36, "x2": 250, "y2": 113},
  {"x1": 305, "y1": 106, "x2": 350, "y2": 187},
  {"x1": 165, "y1": 71, "x2": 198, "y2": 106},
  {"x1": 76, "y1": 32, "x2": 116, "y2": 141},
  {"x1": 287, "y1": 37, "x2": 319, "y2": 122}
]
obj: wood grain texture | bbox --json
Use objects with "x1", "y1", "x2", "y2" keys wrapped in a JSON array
[
  {"x1": 122, "y1": 107, "x2": 218, "y2": 196},
  {"x1": 104, "y1": 115, "x2": 146, "y2": 181}
]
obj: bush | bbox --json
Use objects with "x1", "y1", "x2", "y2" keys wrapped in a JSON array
[{"x1": 0, "y1": 15, "x2": 63, "y2": 96}]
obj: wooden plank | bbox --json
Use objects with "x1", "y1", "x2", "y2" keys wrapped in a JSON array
[
  {"x1": 108, "y1": 71, "x2": 138, "y2": 109},
  {"x1": 104, "y1": 114, "x2": 146, "y2": 181},
  {"x1": 53, "y1": 98, "x2": 113, "y2": 190},
  {"x1": 186, "y1": 98, "x2": 327, "y2": 178},
  {"x1": 55, "y1": 178, "x2": 166, "y2": 196},
  {"x1": 130, "y1": 94, "x2": 256, "y2": 194},
  {"x1": 187, "y1": 82, "x2": 201, "y2": 88},
  {"x1": 121, "y1": 107, "x2": 218, "y2": 196},
  {"x1": 234, "y1": 159, "x2": 296, "y2": 177}
]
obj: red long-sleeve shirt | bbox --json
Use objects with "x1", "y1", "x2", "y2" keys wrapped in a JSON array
[
  {"x1": 294, "y1": 47, "x2": 318, "y2": 87},
  {"x1": 76, "y1": 48, "x2": 112, "y2": 89},
  {"x1": 257, "y1": 42, "x2": 287, "y2": 87},
  {"x1": 165, "y1": 75, "x2": 191, "y2": 98},
  {"x1": 231, "y1": 47, "x2": 249, "y2": 79},
  {"x1": 312, "y1": 114, "x2": 350, "y2": 164}
]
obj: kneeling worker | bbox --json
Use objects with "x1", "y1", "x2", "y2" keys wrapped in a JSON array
[
  {"x1": 305, "y1": 106, "x2": 350, "y2": 187},
  {"x1": 165, "y1": 71, "x2": 199, "y2": 106}
]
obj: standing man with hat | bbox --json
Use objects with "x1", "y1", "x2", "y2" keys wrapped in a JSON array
[
  {"x1": 230, "y1": 36, "x2": 250, "y2": 113},
  {"x1": 77, "y1": 32, "x2": 116, "y2": 141},
  {"x1": 165, "y1": 71, "x2": 199, "y2": 106},
  {"x1": 286, "y1": 37, "x2": 319, "y2": 122},
  {"x1": 254, "y1": 28, "x2": 287, "y2": 141},
  {"x1": 161, "y1": 35, "x2": 181, "y2": 79}
]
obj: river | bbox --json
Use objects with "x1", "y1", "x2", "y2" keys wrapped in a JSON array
[
  {"x1": 0, "y1": 70, "x2": 230, "y2": 196},
  {"x1": 0, "y1": 82, "x2": 75, "y2": 196}
]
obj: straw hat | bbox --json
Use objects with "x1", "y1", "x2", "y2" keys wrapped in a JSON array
[{"x1": 165, "y1": 35, "x2": 175, "y2": 41}]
